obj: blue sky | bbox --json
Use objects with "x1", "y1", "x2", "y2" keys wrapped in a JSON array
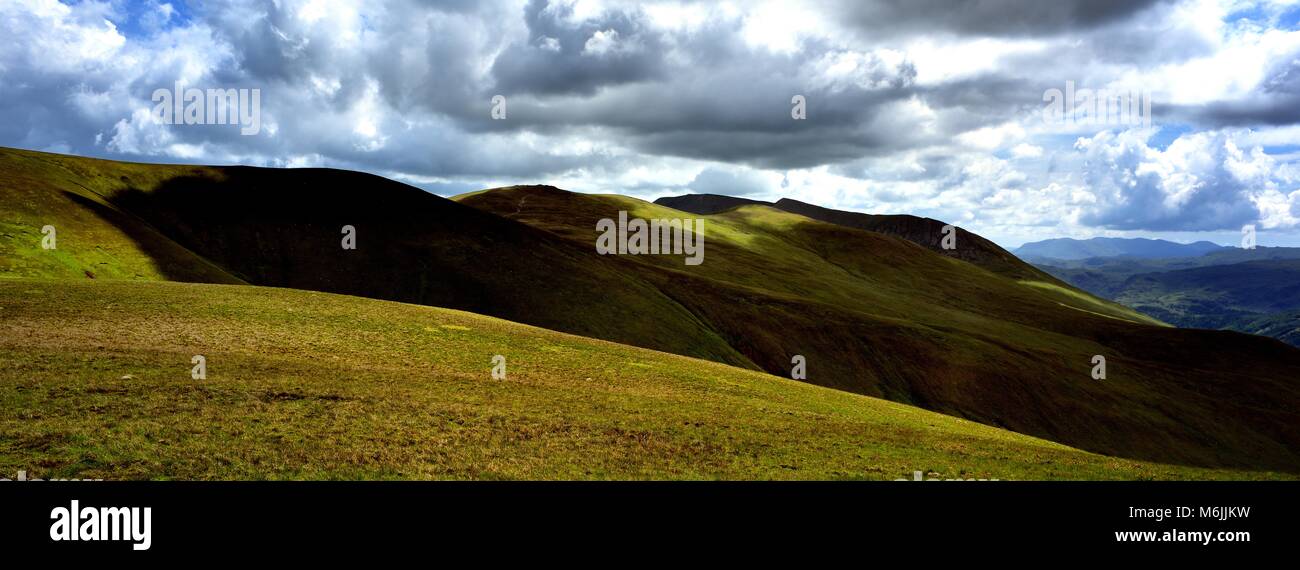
[{"x1": 2, "y1": 0, "x2": 1300, "y2": 248}]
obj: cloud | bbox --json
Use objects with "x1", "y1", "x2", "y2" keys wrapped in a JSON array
[
  {"x1": 1075, "y1": 129, "x2": 1294, "y2": 231},
  {"x1": 831, "y1": 0, "x2": 1171, "y2": 38},
  {"x1": 1171, "y1": 48, "x2": 1300, "y2": 126},
  {"x1": 2, "y1": 0, "x2": 1300, "y2": 245},
  {"x1": 490, "y1": 0, "x2": 667, "y2": 96},
  {"x1": 1011, "y1": 143, "x2": 1044, "y2": 158}
]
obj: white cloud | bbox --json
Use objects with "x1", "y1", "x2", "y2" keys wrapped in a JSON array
[
  {"x1": 1074, "y1": 128, "x2": 1298, "y2": 231},
  {"x1": 957, "y1": 122, "x2": 1027, "y2": 151},
  {"x1": 739, "y1": 0, "x2": 822, "y2": 54},
  {"x1": 1011, "y1": 143, "x2": 1044, "y2": 158},
  {"x1": 583, "y1": 29, "x2": 621, "y2": 55}
]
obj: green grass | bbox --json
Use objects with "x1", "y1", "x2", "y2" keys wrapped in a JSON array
[
  {"x1": 0, "y1": 278, "x2": 1282, "y2": 480},
  {"x1": 5, "y1": 149, "x2": 1300, "y2": 475}
]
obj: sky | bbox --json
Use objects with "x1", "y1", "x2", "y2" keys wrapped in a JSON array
[{"x1": 2, "y1": 0, "x2": 1300, "y2": 248}]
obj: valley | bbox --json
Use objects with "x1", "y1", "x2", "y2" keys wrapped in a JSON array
[{"x1": 1023, "y1": 240, "x2": 1300, "y2": 348}]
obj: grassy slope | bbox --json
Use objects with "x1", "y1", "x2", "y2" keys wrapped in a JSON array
[
  {"x1": 768, "y1": 197, "x2": 1056, "y2": 283},
  {"x1": 0, "y1": 149, "x2": 241, "y2": 283},
  {"x1": 0, "y1": 279, "x2": 1278, "y2": 480},
  {"x1": 4, "y1": 148, "x2": 1300, "y2": 473},
  {"x1": 468, "y1": 186, "x2": 1161, "y2": 329}
]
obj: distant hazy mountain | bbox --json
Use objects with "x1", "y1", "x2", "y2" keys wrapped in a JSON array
[
  {"x1": 1035, "y1": 247, "x2": 1300, "y2": 296},
  {"x1": 1016, "y1": 237, "x2": 1227, "y2": 261}
]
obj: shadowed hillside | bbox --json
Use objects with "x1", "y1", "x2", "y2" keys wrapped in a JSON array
[
  {"x1": 655, "y1": 193, "x2": 768, "y2": 215},
  {"x1": 4, "y1": 147, "x2": 1300, "y2": 473}
]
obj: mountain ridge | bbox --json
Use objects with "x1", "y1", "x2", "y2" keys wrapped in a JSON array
[
  {"x1": 654, "y1": 193, "x2": 1053, "y2": 282},
  {"x1": 1017, "y1": 237, "x2": 1228, "y2": 261}
]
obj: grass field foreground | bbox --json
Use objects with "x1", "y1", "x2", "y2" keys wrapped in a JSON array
[{"x1": 0, "y1": 279, "x2": 1286, "y2": 480}]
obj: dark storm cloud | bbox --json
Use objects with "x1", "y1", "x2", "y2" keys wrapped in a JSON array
[
  {"x1": 477, "y1": 19, "x2": 923, "y2": 169},
  {"x1": 0, "y1": 73, "x2": 99, "y2": 152},
  {"x1": 1082, "y1": 14, "x2": 1217, "y2": 65},
  {"x1": 1081, "y1": 182, "x2": 1262, "y2": 231},
  {"x1": 833, "y1": 0, "x2": 1171, "y2": 38},
  {"x1": 490, "y1": 0, "x2": 668, "y2": 96},
  {"x1": 483, "y1": 73, "x2": 923, "y2": 169},
  {"x1": 193, "y1": 0, "x2": 501, "y2": 117},
  {"x1": 636, "y1": 128, "x2": 885, "y2": 170}
]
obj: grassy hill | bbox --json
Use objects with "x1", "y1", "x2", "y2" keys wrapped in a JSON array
[
  {"x1": 458, "y1": 185, "x2": 1300, "y2": 472},
  {"x1": 4, "y1": 146, "x2": 1300, "y2": 474},
  {"x1": 0, "y1": 147, "x2": 752, "y2": 369},
  {"x1": 653, "y1": 193, "x2": 768, "y2": 215},
  {"x1": 0, "y1": 279, "x2": 1280, "y2": 480},
  {"x1": 768, "y1": 197, "x2": 1053, "y2": 282}
]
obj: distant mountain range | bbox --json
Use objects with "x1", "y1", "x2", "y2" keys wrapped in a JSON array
[
  {"x1": 1016, "y1": 237, "x2": 1227, "y2": 261},
  {"x1": 6, "y1": 148, "x2": 1300, "y2": 475},
  {"x1": 1022, "y1": 238, "x2": 1300, "y2": 348}
]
